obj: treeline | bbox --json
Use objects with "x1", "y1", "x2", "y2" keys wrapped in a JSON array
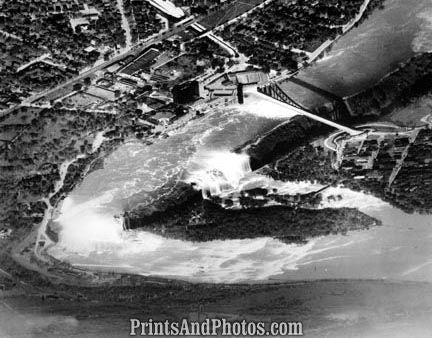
[
  {"x1": 237, "y1": 115, "x2": 331, "y2": 170},
  {"x1": 127, "y1": 183, "x2": 379, "y2": 243},
  {"x1": 262, "y1": 144, "x2": 338, "y2": 184},
  {"x1": 238, "y1": 53, "x2": 432, "y2": 175},
  {"x1": 348, "y1": 53, "x2": 432, "y2": 118}
]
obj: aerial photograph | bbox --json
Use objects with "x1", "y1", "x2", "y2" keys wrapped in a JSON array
[{"x1": 1, "y1": 0, "x2": 432, "y2": 336}]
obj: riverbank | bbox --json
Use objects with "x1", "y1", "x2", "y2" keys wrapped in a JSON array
[
  {"x1": 239, "y1": 115, "x2": 331, "y2": 170},
  {"x1": 3, "y1": 0, "x2": 432, "y2": 296},
  {"x1": 347, "y1": 52, "x2": 432, "y2": 118},
  {"x1": 242, "y1": 52, "x2": 432, "y2": 173},
  {"x1": 3, "y1": 99, "x2": 218, "y2": 284},
  {"x1": 32, "y1": 49, "x2": 432, "y2": 285},
  {"x1": 6, "y1": 49, "x2": 432, "y2": 292}
]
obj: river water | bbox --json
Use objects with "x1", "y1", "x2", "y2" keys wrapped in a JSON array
[
  {"x1": 49, "y1": 0, "x2": 432, "y2": 283},
  {"x1": 282, "y1": 0, "x2": 432, "y2": 108}
]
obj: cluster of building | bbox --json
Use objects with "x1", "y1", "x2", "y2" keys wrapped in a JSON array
[
  {"x1": 0, "y1": 0, "x2": 256, "y2": 112},
  {"x1": 0, "y1": 0, "x2": 196, "y2": 111},
  {"x1": 0, "y1": 0, "x2": 270, "y2": 121},
  {"x1": 0, "y1": 0, "x2": 129, "y2": 109},
  {"x1": 337, "y1": 128, "x2": 417, "y2": 185},
  {"x1": 200, "y1": 70, "x2": 268, "y2": 108},
  {"x1": 124, "y1": 0, "x2": 165, "y2": 43},
  {"x1": 389, "y1": 128, "x2": 432, "y2": 212},
  {"x1": 42, "y1": 41, "x2": 269, "y2": 135},
  {"x1": 216, "y1": 0, "x2": 372, "y2": 72},
  {"x1": 173, "y1": 0, "x2": 233, "y2": 17},
  {"x1": 330, "y1": 125, "x2": 432, "y2": 213}
]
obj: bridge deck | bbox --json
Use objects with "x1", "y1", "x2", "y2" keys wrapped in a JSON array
[{"x1": 257, "y1": 85, "x2": 360, "y2": 136}]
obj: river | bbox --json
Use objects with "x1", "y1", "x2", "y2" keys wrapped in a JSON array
[
  {"x1": 281, "y1": 0, "x2": 432, "y2": 108},
  {"x1": 48, "y1": 0, "x2": 432, "y2": 283}
]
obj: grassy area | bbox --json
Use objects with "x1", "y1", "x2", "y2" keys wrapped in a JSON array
[
  {"x1": 63, "y1": 92, "x2": 104, "y2": 109},
  {"x1": 155, "y1": 37, "x2": 229, "y2": 85},
  {"x1": 199, "y1": 0, "x2": 265, "y2": 29}
]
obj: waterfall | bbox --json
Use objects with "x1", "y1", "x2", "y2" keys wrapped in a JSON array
[{"x1": 185, "y1": 150, "x2": 252, "y2": 196}]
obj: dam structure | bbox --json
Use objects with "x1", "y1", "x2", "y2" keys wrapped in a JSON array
[{"x1": 257, "y1": 82, "x2": 361, "y2": 136}]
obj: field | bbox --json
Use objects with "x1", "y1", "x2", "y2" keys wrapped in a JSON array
[
  {"x1": 86, "y1": 86, "x2": 116, "y2": 102},
  {"x1": 63, "y1": 93, "x2": 104, "y2": 109},
  {"x1": 43, "y1": 84, "x2": 76, "y2": 102},
  {"x1": 155, "y1": 54, "x2": 210, "y2": 85}
]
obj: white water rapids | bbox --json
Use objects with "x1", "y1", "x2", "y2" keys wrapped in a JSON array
[
  {"x1": 47, "y1": 0, "x2": 432, "y2": 282},
  {"x1": 185, "y1": 150, "x2": 252, "y2": 196},
  {"x1": 48, "y1": 89, "x2": 432, "y2": 283}
]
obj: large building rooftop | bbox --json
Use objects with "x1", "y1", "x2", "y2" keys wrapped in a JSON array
[{"x1": 147, "y1": 0, "x2": 184, "y2": 19}]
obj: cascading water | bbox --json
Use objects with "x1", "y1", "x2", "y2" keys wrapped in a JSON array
[
  {"x1": 184, "y1": 150, "x2": 252, "y2": 197},
  {"x1": 45, "y1": 0, "x2": 432, "y2": 284}
]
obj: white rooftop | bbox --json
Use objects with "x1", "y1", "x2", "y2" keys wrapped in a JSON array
[{"x1": 147, "y1": 0, "x2": 185, "y2": 19}]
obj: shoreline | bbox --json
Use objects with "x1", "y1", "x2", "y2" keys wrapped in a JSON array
[
  {"x1": 5, "y1": 0, "x2": 432, "y2": 290},
  {"x1": 25, "y1": 48, "x2": 432, "y2": 285},
  {"x1": 9, "y1": 100, "x2": 219, "y2": 284}
]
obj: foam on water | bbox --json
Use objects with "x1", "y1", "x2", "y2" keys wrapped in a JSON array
[
  {"x1": 185, "y1": 150, "x2": 252, "y2": 196},
  {"x1": 316, "y1": 50, "x2": 345, "y2": 64},
  {"x1": 52, "y1": 181, "x2": 337, "y2": 283},
  {"x1": 53, "y1": 189, "x2": 123, "y2": 254},
  {"x1": 50, "y1": 160, "x2": 432, "y2": 283},
  {"x1": 49, "y1": 97, "x2": 328, "y2": 282},
  {"x1": 319, "y1": 186, "x2": 388, "y2": 211},
  {"x1": 51, "y1": 162, "x2": 394, "y2": 283},
  {"x1": 51, "y1": 228, "x2": 327, "y2": 283},
  {"x1": 237, "y1": 175, "x2": 323, "y2": 196},
  {"x1": 48, "y1": 54, "x2": 432, "y2": 283}
]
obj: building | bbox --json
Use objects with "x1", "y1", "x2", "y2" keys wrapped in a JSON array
[
  {"x1": 147, "y1": 0, "x2": 185, "y2": 19},
  {"x1": 237, "y1": 83, "x2": 244, "y2": 104},
  {"x1": 148, "y1": 111, "x2": 176, "y2": 126},
  {"x1": 172, "y1": 80, "x2": 200, "y2": 104},
  {"x1": 80, "y1": 4, "x2": 100, "y2": 19},
  {"x1": 235, "y1": 71, "x2": 268, "y2": 85},
  {"x1": 211, "y1": 88, "x2": 235, "y2": 97}
]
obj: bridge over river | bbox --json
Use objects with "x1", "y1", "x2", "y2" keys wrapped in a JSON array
[{"x1": 257, "y1": 81, "x2": 361, "y2": 136}]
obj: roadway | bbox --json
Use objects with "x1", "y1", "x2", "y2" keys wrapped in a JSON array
[
  {"x1": 1, "y1": 0, "x2": 274, "y2": 117},
  {"x1": 26, "y1": 20, "x2": 198, "y2": 103},
  {"x1": 0, "y1": 17, "x2": 200, "y2": 117}
]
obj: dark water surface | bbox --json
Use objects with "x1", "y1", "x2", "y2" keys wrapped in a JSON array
[{"x1": 281, "y1": 0, "x2": 431, "y2": 107}]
